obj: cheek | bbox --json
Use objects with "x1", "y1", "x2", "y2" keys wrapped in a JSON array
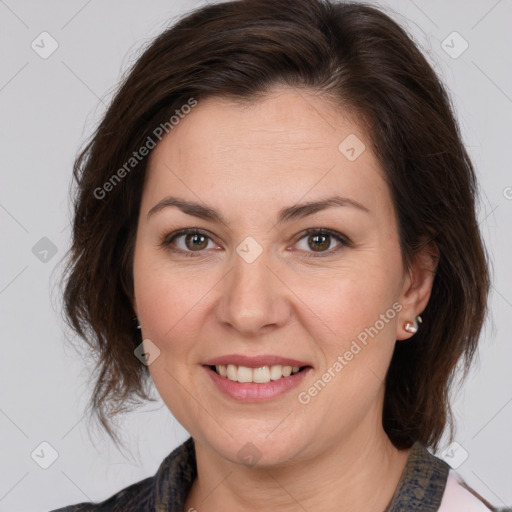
[
  {"x1": 295, "y1": 264, "x2": 400, "y2": 345},
  {"x1": 134, "y1": 242, "x2": 183, "y2": 320},
  {"x1": 288, "y1": 258, "x2": 402, "y2": 414},
  {"x1": 293, "y1": 272, "x2": 400, "y2": 431},
  {"x1": 132, "y1": 251, "x2": 212, "y2": 427},
  {"x1": 132, "y1": 246, "x2": 219, "y2": 358}
]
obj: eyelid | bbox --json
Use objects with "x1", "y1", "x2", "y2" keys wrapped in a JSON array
[{"x1": 160, "y1": 227, "x2": 352, "y2": 257}]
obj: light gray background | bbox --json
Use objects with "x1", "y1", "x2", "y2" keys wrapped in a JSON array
[{"x1": 0, "y1": 1, "x2": 511, "y2": 510}]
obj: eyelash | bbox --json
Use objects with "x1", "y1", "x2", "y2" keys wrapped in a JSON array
[{"x1": 159, "y1": 227, "x2": 352, "y2": 258}]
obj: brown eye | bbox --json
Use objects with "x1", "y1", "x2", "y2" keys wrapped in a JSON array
[
  {"x1": 295, "y1": 229, "x2": 351, "y2": 257},
  {"x1": 308, "y1": 233, "x2": 331, "y2": 252},
  {"x1": 184, "y1": 233, "x2": 209, "y2": 251},
  {"x1": 161, "y1": 228, "x2": 218, "y2": 257}
]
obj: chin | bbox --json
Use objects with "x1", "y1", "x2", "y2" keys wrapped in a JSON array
[{"x1": 201, "y1": 426, "x2": 309, "y2": 468}]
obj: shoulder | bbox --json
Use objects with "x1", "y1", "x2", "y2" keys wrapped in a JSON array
[
  {"x1": 438, "y1": 470, "x2": 498, "y2": 512},
  {"x1": 384, "y1": 441, "x2": 508, "y2": 512},
  {"x1": 49, "y1": 475, "x2": 155, "y2": 511},
  {"x1": 50, "y1": 437, "x2": 197, "y2": 512}
]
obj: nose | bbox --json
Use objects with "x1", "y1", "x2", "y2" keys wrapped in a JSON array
[{"x1": 216, "y1": 246, "x2": 291, "y2": 336}]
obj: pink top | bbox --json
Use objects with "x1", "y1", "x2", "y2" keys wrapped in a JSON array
[{"x1": 438, "y1": 470, "x2": 494, "y2": 511}]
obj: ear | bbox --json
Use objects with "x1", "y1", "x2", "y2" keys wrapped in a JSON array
[{"x1": 396, "y1": 239, "x2": 439, "y2": 340}]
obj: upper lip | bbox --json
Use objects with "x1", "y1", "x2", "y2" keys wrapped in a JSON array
[{"x1": 203, "y1": 354, "x2": 312, "y2": 368}]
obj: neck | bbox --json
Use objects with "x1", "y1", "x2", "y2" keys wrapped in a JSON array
[{"x1": 185, "y1": 413, "x2": 411, "y2": 512}]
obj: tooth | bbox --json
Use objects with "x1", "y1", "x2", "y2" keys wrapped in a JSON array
[
  {"x1": 227, "y1": 364, "x2": 238, "y2": 381},
  {"x1": 217, "y1": 363, "x2": 304, "y2": 382},
  {"x1": 237, "y1": 365, "x2": 253, "y2": 383},
  {"x1": 253, "y1": 366, "x2": 271, "y2": 383},
  {"x1": 270, "y1": 365, "x2": 282, "y2": 380}
]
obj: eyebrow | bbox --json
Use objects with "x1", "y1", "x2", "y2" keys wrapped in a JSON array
[{"x1": 147, "y1": 195, "x2": 370, "y2": 224}]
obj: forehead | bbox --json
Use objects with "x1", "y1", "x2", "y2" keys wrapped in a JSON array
[{"x1": 142, "y1": 87, "x2": 391, "y2": 220}]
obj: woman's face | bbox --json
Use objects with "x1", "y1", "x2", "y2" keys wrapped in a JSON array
[{"x1": 132, "y1": 87, "x2": 431, "y2": 466}]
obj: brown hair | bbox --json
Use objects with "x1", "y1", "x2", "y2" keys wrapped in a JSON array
[{"x1": 60, "y1": 0, "x2": 490, "y2": 451}]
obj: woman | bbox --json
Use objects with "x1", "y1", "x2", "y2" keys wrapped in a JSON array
[{"x1": 53, "y1": 0, "x2": 504, "y2": 510}]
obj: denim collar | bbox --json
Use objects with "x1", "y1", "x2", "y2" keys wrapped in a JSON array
[{"x1": 383, "y1": 441, "x2": 450, "y2": 512}]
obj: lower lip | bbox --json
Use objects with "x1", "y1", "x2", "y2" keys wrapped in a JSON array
[{"x1": 204, "y1": 366, "x2": 312, "y2": 402}]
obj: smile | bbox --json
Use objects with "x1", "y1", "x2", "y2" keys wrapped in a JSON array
[
  {"x1": 202, "y1": 355, "x2": 313, "y2": 401},
  {"x1": 211, "y1": 364, "x2": 305, "y2": 383}
]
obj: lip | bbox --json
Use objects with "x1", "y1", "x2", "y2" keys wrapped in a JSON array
[
  {"x1": 203, "y1": 354, "x2": 311, "y2": 368},
  {"x1": 204, "y1": 365, "x2": 312, "y2": 402}
]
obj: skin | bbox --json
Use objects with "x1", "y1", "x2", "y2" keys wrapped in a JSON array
[{"x1": 131, "y1": 86, "x2": 438, "y2": 512}]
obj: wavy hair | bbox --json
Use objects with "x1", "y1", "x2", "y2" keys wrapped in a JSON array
[{"x1": 60, "y1": 0, "x2": 490, "y2": 450}]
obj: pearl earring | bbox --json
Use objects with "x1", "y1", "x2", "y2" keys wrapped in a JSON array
[
  {"x1": 404, "y1": 315, "x2": 422, "y2": 334},
  {"x1": 404, "y1": 321, "x2": 417, "y2": 334}
]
